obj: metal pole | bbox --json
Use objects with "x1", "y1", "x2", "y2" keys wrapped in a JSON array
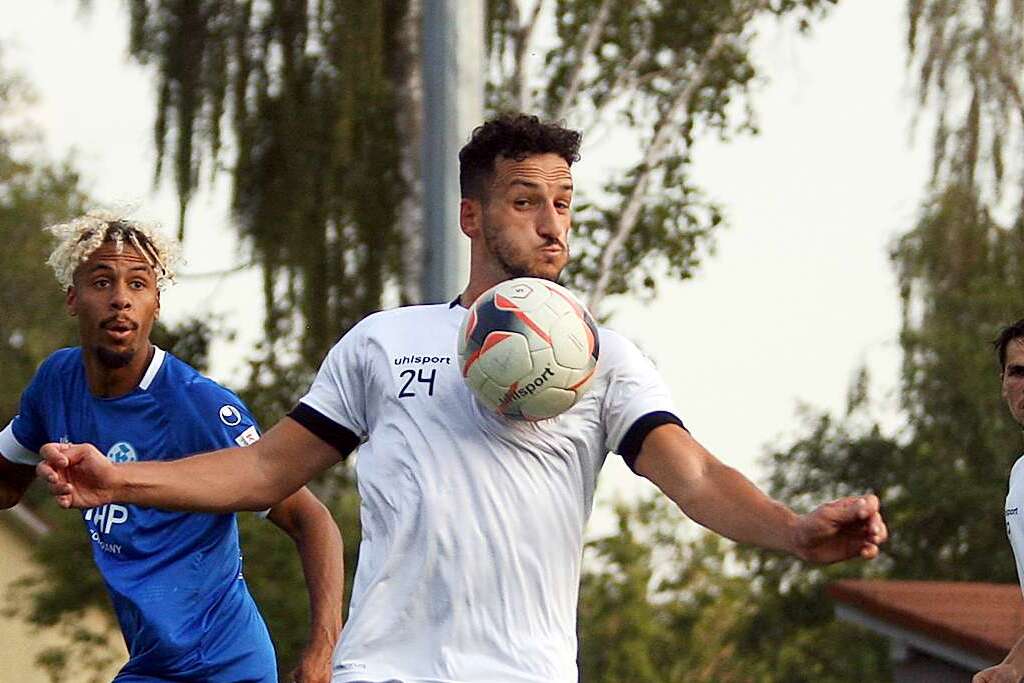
[{"x1": 421, "y1": 0, "x2": 483, "y2": 303}]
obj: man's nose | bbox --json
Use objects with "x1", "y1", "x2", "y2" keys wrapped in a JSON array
[
  {"x1": 537, "y1": 203, "x2": 562, "y2": 239},
  {"x1": 109, "y1": 282, "x2": 132, "y2": 309}
]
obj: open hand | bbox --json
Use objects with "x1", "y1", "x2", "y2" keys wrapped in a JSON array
[
  {"x1": 36, "y1": 442, "x2": 119, "y2": 509},
  {"x1": 792, "y1": 494, "x2": 888, "y2": 563}
]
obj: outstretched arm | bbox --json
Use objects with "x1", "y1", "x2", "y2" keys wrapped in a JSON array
[
  {"x1": 268, "y1": 488, "x2": 345, "y2": 683},
  {"x1": 634, "y1": 423, "x2": 887, "y2": 563},
  {"x1": 37, "y1": 417, "x2": 345, "y2": 512},
  {"x1": 0, "y1": 454, "x2": 35, "y2": 509},
  {"x1": 974, "y1": 631, "x2": 1024, "y2": 682}
]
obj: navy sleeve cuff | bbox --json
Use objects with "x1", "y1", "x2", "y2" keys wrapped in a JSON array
[
  {"x1": 287, "y1": 402, "x2": 360, "y2": 459},
  {"x1": 616, "y1": 411, "x2": 686, "y2": 473}
]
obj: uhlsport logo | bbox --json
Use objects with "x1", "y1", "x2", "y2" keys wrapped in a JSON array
[
  {"x1": 106, "y1": 441, "x2": 137, "y2": 463},
  {"x1": 219, "y1": 404, "x2": 243, "y2": 426},
  {"x1": 501, "y1": 366, "x2": 555, "y2": 405}
]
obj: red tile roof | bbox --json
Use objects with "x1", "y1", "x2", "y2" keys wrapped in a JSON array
[{"x1": 829, "y1": 580, "x2": 1024, "y2": 661}]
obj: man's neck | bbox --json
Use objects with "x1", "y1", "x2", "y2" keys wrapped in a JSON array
[
  {"x1": 461, "y1": 267, "x2": 509, "y2": 308},
  {"x1": 83, "y1": 344, "x2": 155, "y2": 398}
]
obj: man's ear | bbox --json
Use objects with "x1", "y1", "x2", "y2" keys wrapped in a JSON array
[
  {"x1": 155, "y1": 290, "x2": 161, "y2": 320},
  {"x1": 66, "y1": 286, "x2": 77, "y2": 317},
  {"x1": 460, "y1": 198, "x2": 482, "y2": 238}
]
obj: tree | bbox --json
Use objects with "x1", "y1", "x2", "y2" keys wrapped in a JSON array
[
  {"x1": 485, "y1": 0, "x2": 837, "y2": 312},
  {"x1": 692, "y1": 1, "x2": 1024, "y2": 675},
  {"x1": 112, "y1": 0, "x2": 412, "y2": 383},
  {"x1": 0, "y1": 59, "x2": 87, "y2": 424},
  {"x1": 756, "y1": 0, "x2": 1024, "y2": 586},
  {"x1": 577, "y1": 491, "x2": 891, "y2": 683},
  {"x1": 908, "y1": 0, "x2": 1024, "y2": 215}
]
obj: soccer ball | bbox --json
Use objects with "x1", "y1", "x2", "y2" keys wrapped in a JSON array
[{"x1": 458, "y1": 277, "x2": 600, "y2": 421}]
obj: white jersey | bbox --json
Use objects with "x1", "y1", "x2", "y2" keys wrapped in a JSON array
[
  {"x1": 293, "y1": 302, "x2": 680, "y2": 683},
  {"x1": 1007, "y1": 455, "x2": 1024, "y2": 594}
]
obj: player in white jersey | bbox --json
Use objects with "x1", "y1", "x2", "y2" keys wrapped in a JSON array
[
  {"x1": 38, "y1": 114, "x2": 888, "y2": 683},
  {"x1": 976, "y1": 320, "x2": 1024, "y2": 683}
]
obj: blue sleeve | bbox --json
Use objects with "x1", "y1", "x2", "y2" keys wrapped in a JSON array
[
  {"x1": 2, "y1": 361, "x2": 55, "y2": 464},
  {"x1": 172, "y1": 379, "x2": 262, "y2": 458}
]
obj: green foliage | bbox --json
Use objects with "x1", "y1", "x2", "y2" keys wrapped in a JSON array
[
  {"x1": 733, "y1": 167, "x2": 1024, "y2": 676},
  {"x1": 486, "y1": 0, "x2": 837, "y2": 305},
  {"x1": 118, "y1": 0, "x2": 410, "y2": 378},
  {"x1": 908, "y1": 0, "x2": 1024, "y2": 205},
  {"x1": 0, "y1": 65, "x2": 88, "y2": 425},
  {"x1": 764, "y1": 184, "x2": 1024, "y2": 585},
  {"x1": 578, "y1": 495, "x2": 890, "y2": 682},
  {"x1": 239, "y1": 469, "x2": 362, "y2": 677}
]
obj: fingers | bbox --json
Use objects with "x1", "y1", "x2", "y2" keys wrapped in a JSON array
[
  {"x1": 825, "y1": 494, "x2": 886, "y2": 534},
  {"x1": 36, "y1": 461, "x2": 76, "y2": 507},
  {"x1": 40, "y1": 442, "x2": 71, "y2": 469},
  {"x1": 868, "y1": 513, "x2": 888, "y2": 545},
  {"x1": 859, "y1": 543, "x2": 879, "y2": 560},
  {"x1": 831, "y1": 494, "x2": 878, "y2": 521},
  {"x1": 38, "y1": 442, "x2": 102, "y2": 510},
  {"x1": 40, "y1": 441, "x2": 95, "y2": 469},
  {"x1": 36, "y1": 460, "x2": 59, "y2": 481}
]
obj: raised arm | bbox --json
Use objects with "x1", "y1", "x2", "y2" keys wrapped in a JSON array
[
  {"x1": 268, "y1": 488, "x2": 345, "y2": 683},
  {"x1": 634, "y1": 423, "x2": 887, "y2": 563},
  {"x1": 37, "y1": 417, "x2": 345, "y2": 513},
  {"x1": 0, "y1": 454, "x2": 35, "y2": 509}
]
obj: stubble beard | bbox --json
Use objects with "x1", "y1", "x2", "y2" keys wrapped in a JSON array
[
  {"x1": 95, "y1": 345, "x2": 137, "y2": 369},
  {"x1": 482, "y1": 219, "x2": 566, "y2": 283}
]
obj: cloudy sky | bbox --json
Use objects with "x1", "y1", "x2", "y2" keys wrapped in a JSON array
[{"x1": 4, "y1": 1, "x2": 928, "y2": 512}]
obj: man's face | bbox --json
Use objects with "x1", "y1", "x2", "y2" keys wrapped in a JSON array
[
  {"x1": 478, "y1": 153, "x2": 573, "y2": 281},
  {"x1": 1003, "y1": 338, "x2": 1024, "y2": 426},
  {"x1": 67, "y1": 242, "x2": 160, "y2": 369}
]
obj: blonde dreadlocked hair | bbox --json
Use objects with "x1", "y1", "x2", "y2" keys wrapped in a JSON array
[{"x1": 45, "y1": 211, "x2": 181, "y2": 290}]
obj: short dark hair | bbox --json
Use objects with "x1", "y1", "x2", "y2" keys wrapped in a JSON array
[
  {"x1": 994, "y1": 318, "x2": 1024, "y2": 371},
  {"x1": 459, "y1": 113, "x2": 582, "y2": 200}
]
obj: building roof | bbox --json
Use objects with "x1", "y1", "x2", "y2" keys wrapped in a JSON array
[{"x1": 829, "y1": 579, "x2": 1024, "y2": 662}]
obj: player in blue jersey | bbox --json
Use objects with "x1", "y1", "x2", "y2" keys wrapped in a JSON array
[{"x1": 0, "y1": 212, "x2": 343, "y2": 683}]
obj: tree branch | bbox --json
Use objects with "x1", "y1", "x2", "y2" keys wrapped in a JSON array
[
  {"x1": 555, "y1": 0, "x2": 614, "y2": 121},
  {"x1": 587, "y1": 30, "x2": 731, "y2": 313},
  {"x1": 512, "y1": 0, "x2": 545, "y2": 112}
]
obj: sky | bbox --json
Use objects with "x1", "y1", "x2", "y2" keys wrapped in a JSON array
[{"x1": 3, "y1": 1, "x2": 929, "y2": 512}]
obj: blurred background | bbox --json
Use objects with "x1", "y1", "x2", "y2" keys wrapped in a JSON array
[{"x1": 2, "y1": 1, "x2": 1024, "y2": 681}]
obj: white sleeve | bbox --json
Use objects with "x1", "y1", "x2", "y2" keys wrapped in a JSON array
[
  {"x1": 600, "y1": 331, "x2": 682, "y2": 455},
  {"x1": 1008, "y1": 456, "x2": 1024, "y2": 596},
  {"x1": 297, "y1": 324, "x2": 368, "y2": 439},
  {"x1": 0, "y1": 422, "x2": 40, "y2": 466}
]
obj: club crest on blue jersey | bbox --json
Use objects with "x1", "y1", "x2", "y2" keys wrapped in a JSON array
[
  {"x1": 219, "y1": 404, "x2": 243, "y2": 426},
  {"x1": 107, "y1": 441, "x2": 137, "y2": 463}
]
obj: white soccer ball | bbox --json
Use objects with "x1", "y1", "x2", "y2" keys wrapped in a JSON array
[{"x1": 458, "y1": 277, "x2": 600, "y2": 421}]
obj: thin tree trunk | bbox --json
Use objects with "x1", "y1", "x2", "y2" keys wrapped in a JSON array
[
  {"x1": 512, "y1": 0, "x2": 545, "y2": 112},
  {"x1": 555, "y1": 0, "x2": 613, "y2": 121},
  {"x1": 395, "y1": 0, "x2": 425, "y2": 305}
]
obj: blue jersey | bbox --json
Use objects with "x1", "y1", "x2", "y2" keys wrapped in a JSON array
[{"x1": 0, "y1": 347, "x2": 277, "y2": 682}]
